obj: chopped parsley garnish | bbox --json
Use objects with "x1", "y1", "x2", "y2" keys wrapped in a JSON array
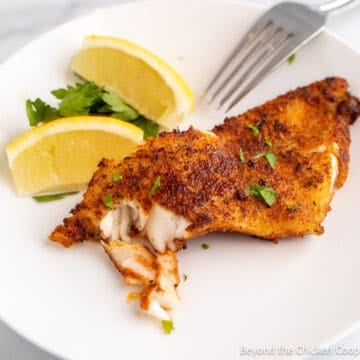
[
  {"x1": 183, "y1": 274, "x2": 188, "y2": 281},
  {"x1": 202, "y1": 243, "x2": 210, "y2": 250},
  {"x1": 26, "y1": 81, "x2": 158, "y2": 139},
  {"x1": 264, "y1": 139, "x2": 272, "y2": 147},
  {"x1": 247, "y1": 124, "x2": 259, "y2": 137},
  {"x1": 161, "y1": 320, "x2": 174, "y2": 334},
  {"x1": 288, "y1": 54, "x2": 296, "y2": 64},
  {"x1": 104, "y1": 193, "x2": 113, "y2": 209},
  {"x1": 32, "y1": 191, "x2": 79, "y2": 202},
  {"x1": 288, "y1": 205, "x2": 302, "y2": 211},
  {"x1": 254, "y1": 151, "x2": 277, "y2": 169},
  {"x1": 112, "y1": 173, "x2": 122, "y2": 182},
  {"x1": 264, "y1": 151, "x2": 277, "y2": 169},
  {"x1": 150, "y1": 176, "x2": 161, "y2": 195},
  {"x1": 239, "y1": 148, "x2": 245, "y2": 163},
  {"x1": 249, "y1": 184, "x2": 277, "y2": 206}
]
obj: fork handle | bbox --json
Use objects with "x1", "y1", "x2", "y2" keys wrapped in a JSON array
[{"x1": 316, "y1": 0, "x2": 357, "y2": 13}]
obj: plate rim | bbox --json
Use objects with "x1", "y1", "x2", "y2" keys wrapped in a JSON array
[{"x1": 1, "y1": 1, "x2": 360, "y2": 359}]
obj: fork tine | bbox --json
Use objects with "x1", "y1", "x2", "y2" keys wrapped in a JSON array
[
  {"x1": 218, "y1": 30, "x2": 290, "y2": 108},
  {"x1": 205, "y1": 1, "x2": 328, "y2": 113},
  {"x1": 224, "y1": 39, "x2": 298, "y2": 112},
  {"x1": 210, "y1": 24, "x2": 279, "y2": 103},
  {"x1": 224, "y1": 24, "x2": 324, "y2": 113},
  {"x1": 203, "y1": 13, "x2": 275, "y2": 98}
]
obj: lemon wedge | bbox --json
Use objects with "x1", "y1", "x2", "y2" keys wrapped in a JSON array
[
  {"x1": 6, "y1": 116, "x2": 143, "y2": 196},
  {"x1": 71, "y1": 35, "x2": 195, "y2": 129}
]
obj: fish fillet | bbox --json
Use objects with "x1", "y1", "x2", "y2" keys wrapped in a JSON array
[
  {"x1": 101, "y1": 241, "x2": 180, "y2": 320},
  {"x1": 50, "y1": 77, "x2": 360, "y2": 251}
]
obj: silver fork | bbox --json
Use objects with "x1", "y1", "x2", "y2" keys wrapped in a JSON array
[{"x1": 204, "y1": 0, "x2": 356, "y2": 113}]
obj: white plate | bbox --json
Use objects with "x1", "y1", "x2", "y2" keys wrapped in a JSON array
[{"x1": 1, "y1": 1, "x2": 360, "y2": 359}]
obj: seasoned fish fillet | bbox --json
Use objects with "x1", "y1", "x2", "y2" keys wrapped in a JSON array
[
  {"x1": 50, "y1": 78, "x2": 360, "y2": 252},
  {"x1": 102, "y1": 241, "x2": 180, "y2": 320}
]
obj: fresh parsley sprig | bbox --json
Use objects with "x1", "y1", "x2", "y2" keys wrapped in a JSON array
[
  {"x1": 26, "y1": 99, "x2": 59, "y2": 126},
  {"x1": 102, "y1": 92, "x2": 139, "y2": 120},
  {"x1": 26, "y1": 81, "x2": 159, "y2": 139},
  {"x1": 132, "y1": 116, "x2": 159, "y2": 139},
  {"x1": 32, "y1": 192, "x2": 79, "y2": 202}
]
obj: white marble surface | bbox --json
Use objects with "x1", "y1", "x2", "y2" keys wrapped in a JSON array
[{"x1": 0, "y1": 0, "x2": 359, "y2": 359}]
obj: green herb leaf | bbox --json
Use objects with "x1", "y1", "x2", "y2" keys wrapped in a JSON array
[
  {"x1": 51, "y1": 88, "x2": 68, "y2": 99},
  {"x1": 201, "y1": 243, "x2": 209, "y2": 250},
  {"x1": 288, "y1": 54, "x2": 296, "y2": 64},
  {"x1": 288, "y1": 205, "x2": 302, "y2": 211},
  {"x1": 264, "y1": 151, "x2": 277, "y2": 169},
  {"x1": 183, "y1": 274, "x2": 188, "y2": 281},
  {"x1": 247, "y1": 124, "x2": 259, "y2": 137},
  {"x1": 92, "y1": 103, "x2": 112, "y2": 114},
  {"x1": 59, "y1": 92, "x2": 93, "y2": 115},
  {"x1": 26, "y1": 81, "x2": 157, "y2": 138},
  {"x1": 56, "y1": 82, "x2": 103, "y2": 116},
  {"x1": 253, "y1": 151, "x2": 277, "y2": 169},
  {"x1": 26, "y1": 98, "x2": 59, "y2": 126},
  {"x1": 112, "y1": 173, "x2": 122, "y2": 182},
  {"x1": 161, "y1": 320, "x2": 174, "y2": 334},
  {"x1": 239, "y1": 148, "x2": 245, "y2": 163},
  {"x1": 104, "y1": 193, "x2": 113, "y2": 209},
  {"x1": 102, "y1": 92, "x2": 139, "y2": 120},
  {"x1": 150, "y1": 176, "x2": 161, "y2": 195},
  {"x1": 131, "y1": 117, "x2": 159, "y2": 139},
  {"x1": 249, "y1": 184, "x2": 277, "y2": 207},
  {"x1": 32, "y1": 191, "x2": 79, "y2": 202},
  {"x1": 264, "y1": 139, "x2": 272, "y2": 147}
]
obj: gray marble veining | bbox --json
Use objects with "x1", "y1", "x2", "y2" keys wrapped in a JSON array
[{"x1": 0, "y1": 0, "x2": 128, "y2": 63}]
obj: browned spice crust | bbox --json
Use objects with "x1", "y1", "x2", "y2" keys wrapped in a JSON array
[{"x1": 49, "y1": 77, "x2": 360, "y2": 248}]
